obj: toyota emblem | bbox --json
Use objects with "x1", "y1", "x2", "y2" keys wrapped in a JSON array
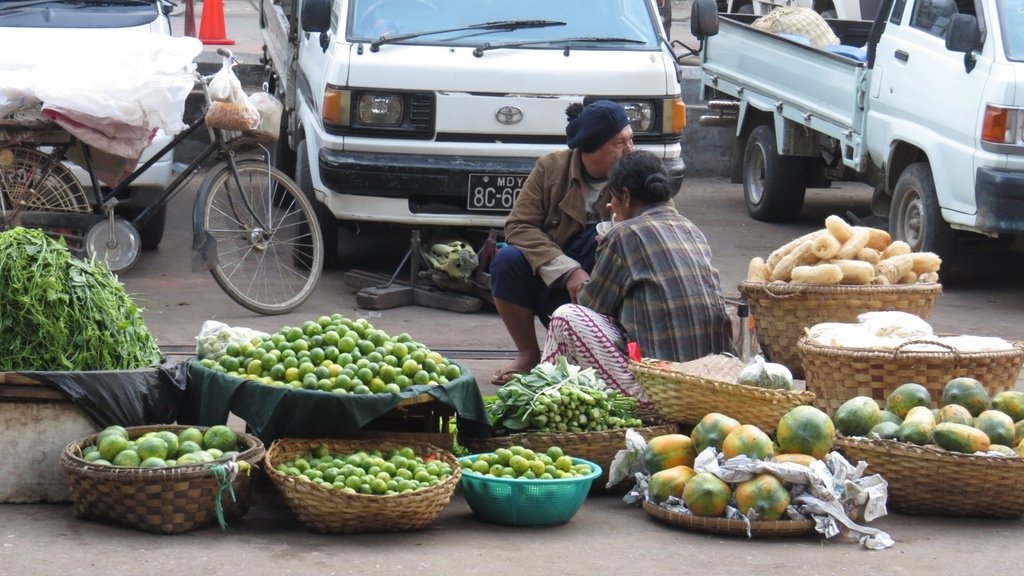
[{"x1": 495, "y1": 106, "x2": 524, "y2": 125}]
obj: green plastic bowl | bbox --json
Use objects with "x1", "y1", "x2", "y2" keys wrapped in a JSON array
[{"x1": 457, "y1": 454, "x2": 602, "y2": 526}]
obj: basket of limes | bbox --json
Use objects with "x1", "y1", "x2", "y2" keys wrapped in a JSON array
[
  {"x1": 59, "y1": 424, "x2": 265, "y2": 534},
  {"x1": 458, "y1": 446, "x2": 602, "y2": 527},
  {"x1": 263, "y1": 438, "x2": 461, "y2": 533}
]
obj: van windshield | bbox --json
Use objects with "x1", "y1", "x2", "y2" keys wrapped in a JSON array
[
  {"x1": 348, "y1": 0, "x2": 661, "y2": 49},
  {"x1": 998, "y1": 0, "x2": 1024, "y2": 61}
]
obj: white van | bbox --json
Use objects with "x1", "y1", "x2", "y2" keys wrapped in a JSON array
[
  {"x1": 261, "y1": 0, "x2": 686, "y2": 263},
  {"x1": 0, "y1": 0, "x2": 177, "y2": 248}
]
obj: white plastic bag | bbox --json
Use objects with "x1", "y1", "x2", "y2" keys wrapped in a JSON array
[
  {"x1": 204, "y1": 57, "x2": 260, "y2": 130},
  {"x1": 195, "y1": 320, "x2": 270, "y2": 359}
]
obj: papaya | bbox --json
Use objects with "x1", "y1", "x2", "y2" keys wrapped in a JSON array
[
  {"x1": 682, "y1": 472, "x2": 731, "y2": 517},
  {"x1": 1017, "y1": 438, "x2": 1024, "y2": 458},
  {"x1": 647, "y1": 465, "x2": 697, "y2": 502},
  {"x1": 989, "y1": 444, "x2": 1017, "y2": 457},
  {"x1": 933, "y1": 422, "x2": 991, "y2": 453},
  {"x1": 885, "y1": 382, "x2": 933, "y2": 419},
  {"x1": 834, "y1": 396, "x2": 881, "y2": 436},
  {"x1": 896, "y1": 405, "x2": 936, "y2": 445},
  {"x1": 721, "y1": 424, "x2": 774, "y2": 460},
  {"x1": 936, "y1": 404, "x2": 973, "y2": 427},
  {"x1": 773, "y1": 453, "x2": 817, "y2": 466},
  {"x1": 733, "y1": 473, "x2": 790, "y2": 521},
  {"x1": 974, "y1": 409, "x2": 1015, "y2": 446},
  {"x1": 1014, "y1": 420, "x2": 1024, "y2": 447},
  {"x1": 992, "y1": 390, "x2": 1024, "y2": 422},
  {"x1": 690, "y1": 412, "x2": 741, "y2": 455},
  {"x1": 868, "y1": 421, "x2": 900, "y2": 440},
  {"x1": 776, "y1": 405, "x2": 836, "y2": 459},
  {"x1": 878, "y1": 410, "x2": 903, "y2": 425},
  {"x1": 941, "y1": 377, "x2": 991, "y2": 417},
  {"x1": 643, "y1": 434, "x2": 696, "y2": 473}
]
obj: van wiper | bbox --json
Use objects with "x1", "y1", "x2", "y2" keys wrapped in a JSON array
[
  {"x1": 370, "y1": 19, "x2": 565, "y2": 52},
  {"x1": 472, "y1": 37, "x2": 645, "y2": 57}
]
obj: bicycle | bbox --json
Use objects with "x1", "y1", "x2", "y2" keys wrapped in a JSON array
[{"x1": 0, "y1": 49, "x2": 323, "y2": 315}]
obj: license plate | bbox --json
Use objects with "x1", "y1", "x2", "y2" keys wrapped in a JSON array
[{"x1": 467, "y1": 174, "x2": 528, "y2": 212}]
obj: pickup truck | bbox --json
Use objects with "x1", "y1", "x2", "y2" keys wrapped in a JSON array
[
  {"x1": 691, "y1": 0, "x2": 1024, "y2": 263},
  {"x1": 259, "y1": 0, "x2": 687, "y2": 264},
  {"x1": 0, "y1": 0, "x2": 177, "y2": 249}
]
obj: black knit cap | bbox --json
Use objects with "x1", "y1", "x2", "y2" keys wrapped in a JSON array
[{"x1": 565, "y1": 100, "x2": 630, "y2": 153}]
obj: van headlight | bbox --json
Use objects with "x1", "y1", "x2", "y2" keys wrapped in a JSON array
[
  {"x1": 621, "y1": 101, "x2": 655, "y2": 132},
  {"x1": 357, "y1": 94, "x2": 404, "y2": 126},
  {"x1": 322, "y1": 86, "x2": 435, "y2": 138}
]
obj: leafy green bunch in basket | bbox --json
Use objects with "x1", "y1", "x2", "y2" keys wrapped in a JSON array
[{"x1": 487, "y1": 357, "x2": 643, "y2": 434}]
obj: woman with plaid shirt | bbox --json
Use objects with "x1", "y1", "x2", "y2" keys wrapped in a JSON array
[{"x1": 541, "y1": 150, "x2": 734, "y2": 408}]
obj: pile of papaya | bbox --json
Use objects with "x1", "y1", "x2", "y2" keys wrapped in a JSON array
[
  {"x1": 834, "y1": 377, "x2": 1024, "y2": 456},
  {"x1": 644, "y1": 405, "x2": 837, "y2": 520}
]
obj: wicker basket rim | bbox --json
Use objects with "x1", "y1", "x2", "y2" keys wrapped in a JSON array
[
  {"x1": 798, "y1": 337, "x2": 1024, "y2": 360},
  {"x1": 263, "y1": 438, "x2": 461, "y2": 505},
  {"x1": 738, "y1": 280, "x2": 943, "y2": 296},
  {"x1": 642, "y1": 500, "x2": 816, "y2": 536},
  {"x1": 836, "y1": 436, "x2": 1024, "y2": 467},
  {"x1": 629, "y1": 358, "x2": 817, "y2": 402},
  {"x1": 61, "y1": 424, "x2": 266, "y2": 477}
]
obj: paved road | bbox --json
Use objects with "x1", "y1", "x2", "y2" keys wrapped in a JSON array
[{"x1": 4, "y1": 3, "x2": 1024, "y2": 571}]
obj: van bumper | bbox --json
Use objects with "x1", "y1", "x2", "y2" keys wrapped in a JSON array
[
  {"x1": 317, "y1": 149, "x2": 685, "y2": 222},
  {"x1": 976, "y1": 167, "x2": 1024, "y2": 234}
]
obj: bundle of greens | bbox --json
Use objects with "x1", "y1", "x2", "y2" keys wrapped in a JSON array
[
  {"x1": 486, "y1": 356, "x2": 644, "y2": 434},
  {"x1": 0, "y1": 227, "x2": 162, "y2": 371}
]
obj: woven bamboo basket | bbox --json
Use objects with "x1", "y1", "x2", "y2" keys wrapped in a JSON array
[
  {"x1": 642, "y1": 500, "x2": 817, "y2": 537},
  {"x1": 59, "y1": 425, "x2": 265, "y2": 534},
  {"x1": 738, "y1": 281, "x2": 943, "y2": 379},
  {"x1": 628, "y1": 356, "x2": 816, "y2": 431},
  {"x1": 835, "y1": 436, "x2": 1024, "y2": 517},
  {"x1": 459, "y1": 422, "x2": 679, "y2": 492},
  {"x1": 799, "y1": 338, "x2": 1024, "y2": 415},
  {"x1": 263, "y1": 438, "x2": 460, "y2": 533}
]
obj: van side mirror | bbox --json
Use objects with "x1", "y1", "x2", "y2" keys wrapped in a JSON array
[
  {"x1": 691, "y1": 0, "x2": 720, "y2": 40},
  {"x1": 300, "y1": 0, "x2": 332, "y2": 34},
  {"x1": 945, "y1": 13, "x2": 980, "y2": 53}
]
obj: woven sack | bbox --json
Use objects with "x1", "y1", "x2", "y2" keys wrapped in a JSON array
[{"x1": 751, "y1": 7, "x2": 840, "y2": 48}]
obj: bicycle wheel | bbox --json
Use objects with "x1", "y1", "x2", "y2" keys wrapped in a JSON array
[
  {"x1": 0, "y1": 147, "x2": 90, "y2": 216},
  {"x1": 197, "y1": 158, "x2": 324, "y2": 315}
]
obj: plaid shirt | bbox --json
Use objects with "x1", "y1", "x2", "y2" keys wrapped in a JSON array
[{"x1": 578, "y1": 203, "x2": 734, "y2": 361}]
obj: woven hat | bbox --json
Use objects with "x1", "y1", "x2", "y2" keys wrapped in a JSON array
[{"x1": 566, "y1": 100, "x2": 630, "y2": 153}]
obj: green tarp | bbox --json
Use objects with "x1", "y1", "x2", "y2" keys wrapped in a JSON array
[{"x1": 178, "y1": 360, "x2": 492, "y2": 444}]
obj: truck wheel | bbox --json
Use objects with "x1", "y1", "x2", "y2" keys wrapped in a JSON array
[
  {"x1": 890, "y1": 162, "x2": 958, "y2": 262},
  {"x1": 296, "y1": 139, "x2": 340, "y2": 268},
  {"x1": 742, "y1": 124, "x2": 807, "y2": 221},
  {"x1": 122, "y1": 205, "x2": 167, "y2": 250},
  {"x1": 271, "y1": 113, "x2": 295, "y2": 179}
]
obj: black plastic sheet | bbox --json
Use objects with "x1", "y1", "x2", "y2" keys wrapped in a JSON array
[
  {"x1": 22, "y1": 358, "x2": 187, "y2": 428},
  {"x1": 178, "y1": 360, "x2": 492, "y2": 444}
]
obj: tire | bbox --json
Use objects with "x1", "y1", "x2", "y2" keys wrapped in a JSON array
[
  {"x1": 296, "y1": 140, "x2": 340, "y2": 268},
  {"x1": 271, "y1": 114, "x2": 296, "y2": 179},
  {"x1": 0, "y1": 148, "x2": 90, "y2": 213},
  {"x1": 196, "y1": 159, "x2": 323, "y2": 315},
  {"x1": 124, "y1": 205, "x2": 167, "y2": 250},
  {"x1": 889, "y1": 162, "x2": 958, "y2": 262},
  {"x1": 742, "y1": 124, "x2": 808, "y2": 221}
]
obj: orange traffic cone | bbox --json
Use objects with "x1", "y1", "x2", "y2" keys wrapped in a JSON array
[{"x1": 198, "y1": 0, "x2": 235, "y2": 45}]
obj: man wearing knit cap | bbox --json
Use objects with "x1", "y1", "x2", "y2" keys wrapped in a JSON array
[{"x1": 489, "y1": 100, "x2": 634, "y2": 385}]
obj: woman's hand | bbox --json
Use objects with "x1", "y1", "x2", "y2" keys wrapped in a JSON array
[{"x1": 565, "y1": 268, "x2": 590, "y2": 303}]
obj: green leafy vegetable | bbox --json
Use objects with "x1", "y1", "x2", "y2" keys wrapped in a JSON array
[
  {"x1": 486, "y1": 356, "x2": 643, "y2": 434},
  {"x1": 0, "y1": 227, "x2": 162, "y2": 371}
]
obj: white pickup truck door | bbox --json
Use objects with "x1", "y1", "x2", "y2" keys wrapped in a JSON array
[{"x1": 868, "y1": 0, "x2": 988, "y2": 217}]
